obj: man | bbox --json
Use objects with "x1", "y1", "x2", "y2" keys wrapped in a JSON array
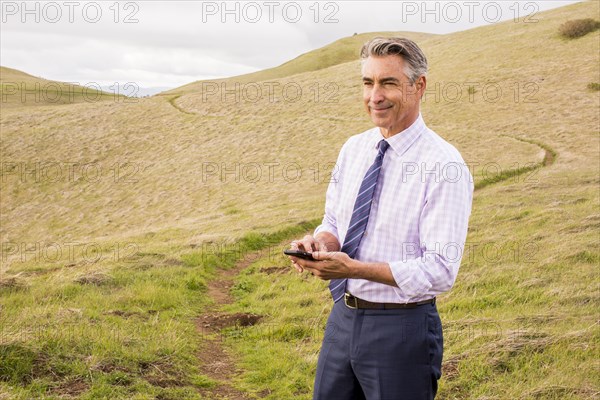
[{"x1": 288, "y1": 37, "x2": 473, "y2": 399}]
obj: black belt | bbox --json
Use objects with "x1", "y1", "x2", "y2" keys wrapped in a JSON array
[{"x1": 344, "y1": 293, "x2": 436, "y2": 309}]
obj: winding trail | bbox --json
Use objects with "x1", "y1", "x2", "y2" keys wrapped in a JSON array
[
  {"x1": 475, "y1": 135, "x2": 557, "y2": 190},
  {"x1": 195, "y1": 252, "x2": 264, "y2": 400}
]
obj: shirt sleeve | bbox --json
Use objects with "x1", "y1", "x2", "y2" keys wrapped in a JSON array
[
  {"x1": 389, "y1": 161, "x2": 474, "y2": 300},
  {"x1": 313, "y1": 144, "x2": 347, "y2": 244}
]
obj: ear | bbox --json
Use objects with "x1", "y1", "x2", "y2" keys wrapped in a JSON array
[{"x1": 416, "y1": 76, "x2": 427, "y2": 99}]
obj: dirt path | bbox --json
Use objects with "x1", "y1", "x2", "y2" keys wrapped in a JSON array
[{"x1": 195, "y1": 253, "x2": 266, "y2": 399}]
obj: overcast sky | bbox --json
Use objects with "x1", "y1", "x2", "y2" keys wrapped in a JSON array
[{"x1": 1, "y1": 1, "x2": 580, "y2": 90}]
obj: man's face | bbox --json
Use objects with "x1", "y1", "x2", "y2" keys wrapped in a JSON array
[{"x1": 362, "y1": 55, "x2": 425, "y2": 137}]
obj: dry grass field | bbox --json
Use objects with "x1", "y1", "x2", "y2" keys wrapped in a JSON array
[{"x1": 0, "y1": 1, "x2": 598, "y2": 399}]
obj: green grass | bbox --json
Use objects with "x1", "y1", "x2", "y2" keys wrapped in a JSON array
[
  {"x1": 587, "y1": 82, "x2": 600, "y2": 91},
  {"x1": 0, "y1": 221, "x2": 318, "y2": 399}
]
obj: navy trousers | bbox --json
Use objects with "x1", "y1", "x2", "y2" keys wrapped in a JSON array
[{"x1": 313, "y1": 298, "x2": 443, "y2": 400}]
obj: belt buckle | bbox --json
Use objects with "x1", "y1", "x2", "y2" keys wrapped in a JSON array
[{"x1": 344, "y1": 293, "x2": 358, "y2": 309}]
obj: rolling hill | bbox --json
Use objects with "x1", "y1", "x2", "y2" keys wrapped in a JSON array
[
  {"x1": 161, "y1": 31, "x2": 437, "y2": 95},
  {"x1": 0, "y1": 66, "x2": 126, "y2": 108}
]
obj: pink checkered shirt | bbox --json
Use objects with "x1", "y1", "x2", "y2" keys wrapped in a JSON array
[{"x1": 315, "y1": 114, "x2": 473, "y2": 303}]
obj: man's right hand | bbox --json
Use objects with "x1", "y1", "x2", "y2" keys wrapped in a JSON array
[{"x1": 288, "y1": 233, "x2": 340, "y2": 273}]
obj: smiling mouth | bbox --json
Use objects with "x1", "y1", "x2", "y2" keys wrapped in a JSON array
[{"x1": 371, "y1": 105, "x2": 392, "y2": 111}]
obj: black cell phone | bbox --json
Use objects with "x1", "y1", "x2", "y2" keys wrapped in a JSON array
[{"x1": 284, "y1": 249, "x2": 316, "y2": 261}]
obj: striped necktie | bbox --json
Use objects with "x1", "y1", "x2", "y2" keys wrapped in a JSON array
[{"x1": 329, "y1": 139, "x2": 390, "y2": 302}]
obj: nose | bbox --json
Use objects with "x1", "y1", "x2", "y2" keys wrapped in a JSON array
[{"x1": 370, "y1": 84, "x2": 385, "y2": 104}]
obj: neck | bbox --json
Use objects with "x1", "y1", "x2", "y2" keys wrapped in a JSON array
[{"x1": 379, "y1": 112, "x2": 420, "y2": 138}]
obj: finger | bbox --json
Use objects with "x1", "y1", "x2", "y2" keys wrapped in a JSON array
[
  {"x1": 298, "y1": 241, "x2": 313, "y2": 252},
  {"x1": 311, "y1": 251, "x2": 333, "y2": 261},
  {"x1": 289, "y1": 257, "x2": 304, "y2": 272},
  {"x1": 303, "y1": 235, "x2": 318, "y2": 252},
  {"x1": 292, "y1": 256, "x2": 313, "y2": 269},
  {"x1": 304, "y1": 266, "x2": 323, "y2": 279}
]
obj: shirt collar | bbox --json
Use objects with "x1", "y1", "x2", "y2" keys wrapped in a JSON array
[{"x1": 371, "y1": 113, "x2": 426, "y2": 157}]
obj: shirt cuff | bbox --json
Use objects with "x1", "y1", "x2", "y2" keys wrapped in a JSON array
[
  {"x1": 314, "y1": 224, "x2": 339, "y2": 244},
  {"x1": 388, "y1": 260, "x2": 433, "y2": 301}
]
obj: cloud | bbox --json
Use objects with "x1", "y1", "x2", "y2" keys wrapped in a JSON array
[{"x1": 0, "y1": 1, "x2": 581, "y2": 88}]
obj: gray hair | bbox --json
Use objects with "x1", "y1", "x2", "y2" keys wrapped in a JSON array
[{"x1": 360, "y1": 37, "x2": 428, "y2": 84}]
